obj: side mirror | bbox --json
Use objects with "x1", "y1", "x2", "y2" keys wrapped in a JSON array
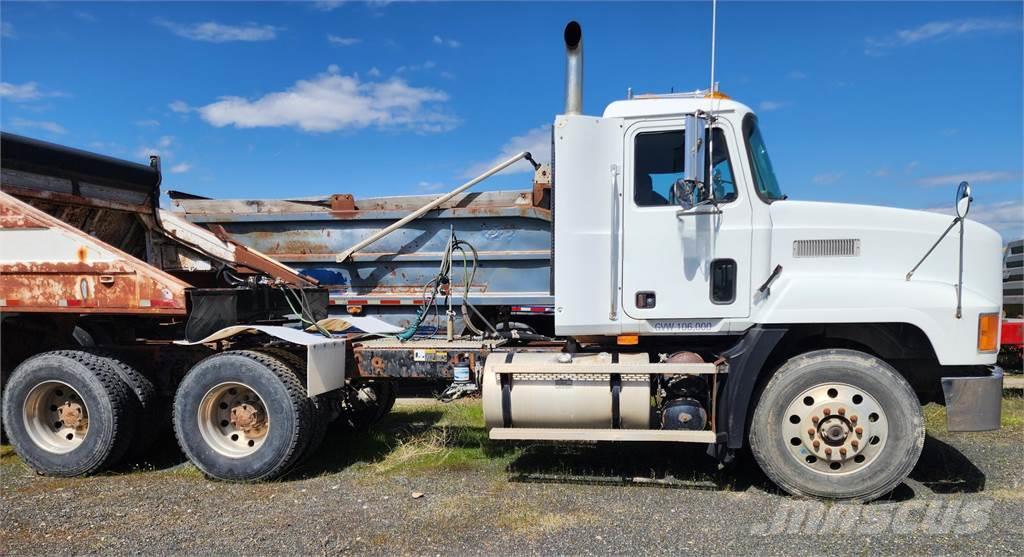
[
  {"x1": 683, "y1": 113, "x2": 707, "y2": 186},
  {"x1": 955, "y1": 181, "x2": 972, "y2": 219}
]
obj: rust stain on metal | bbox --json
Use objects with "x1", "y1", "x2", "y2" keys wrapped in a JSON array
[
  {"x1": 0, "y1": 191, "x2": 189, "y2": 315},
  {"x1": 2, "y1": 184, "x2": 152, "y2": 214}
]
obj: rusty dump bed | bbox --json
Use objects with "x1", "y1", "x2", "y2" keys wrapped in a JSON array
[
  {"x1": 171, "y1": 181, "x2": 554, "y2": 329},
  {"x1": 0, "y1": 132, "x2": 316, "y2": 317}
]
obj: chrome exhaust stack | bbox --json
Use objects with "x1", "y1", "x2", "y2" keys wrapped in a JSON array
[{"x1": 564, "y1": 21, "x2": 583, "y2": 115}]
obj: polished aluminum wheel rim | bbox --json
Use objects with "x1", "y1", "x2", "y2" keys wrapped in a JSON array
[
  {"x1": 197, "y1": 382, "x2": 270, "y2": 458},
  {"x1": 782, "y1": 382, "x2": 887, "y2": 475},
  {"x1": 23, "y1": 381, "x2": 89, "y2": 454}
]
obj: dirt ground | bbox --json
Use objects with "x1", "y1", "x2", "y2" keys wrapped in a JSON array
[{"x1": 1, "y1": 395, "x2": 1022, "y2": 556}]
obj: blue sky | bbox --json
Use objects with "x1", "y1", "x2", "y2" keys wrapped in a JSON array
[{"x1": 2, "y1": 1, "x2": 1022, "y2": 239}]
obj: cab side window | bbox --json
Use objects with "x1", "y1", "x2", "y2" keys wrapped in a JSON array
[
  {"x1": 633, "y1": 128, "x2": 736, "y2": 207},
  {"x1": 633, "y1": 130, "x2": 683, "y2": 207}
]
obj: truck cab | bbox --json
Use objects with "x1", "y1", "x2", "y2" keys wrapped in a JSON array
[{"x1": 555, "y1": 93, "x2": 1004, "y2": 369}]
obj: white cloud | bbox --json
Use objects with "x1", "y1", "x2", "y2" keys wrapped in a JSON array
[
  {"x1": 873, "y1": 167, "x2": 890, "y2": 178},
  {"x1": 137, "y1": 136, "x2": 175, "y2": 159},
  {"x1": 155, "y1": 19, "x2": 279, "y2": 43},
  {"x1": 2, "y1": 22, "x2": 15, "y2": 38},
  {"x1": 313, "y1": 0, "x2": 345, "y2": 11},
  {"x1": 916, "y1": 171, "x2": 1022, "y2": 187},
  {"x1": 462, "y1": 126, "x2": 551, "y2": 178},
  {"x1": 415, "y1": 181, "x2": 447, "y2": 193},
  {"x1": 758, "y1": 100, "x2": 787, "y2": 112},
  {"x1": 866, "y1": 18, "x2": 1022, "y2": 53},
  {"x1": 440, "y1": 71, "x2": 455, "y2": 80},
  {"x1": 169, "y1": 100, "x2": 191, "y2": 113},
  {"x1": 0, "y1": 81, "x2": 65, "y2": 102},
  {"x1": 75, "y1": 11, "x2": 97, "y2": 22},
  {"x1": 194, "y1": 67, "x2": 457, "y2": 133},
  {"x1": 367, "y1": 67, "x2": 381, "y2": 77},
  {"x1": 432, "y1": 35, "x2": 461, "y2": 48},
  {"x1": 927, "y1": 199, "x2": 1024, "y2": 241},
  {"x1": 328, "y1": 35, "x2": 361, "y2": 46},
  {"x1": 396, "y1": 61, "x2": 436, "y2": 73},
  {"x1": 788, "y1": 70, "x2": 807, "y2": 80},
  {"x1": 812, "y1": 172, "x2": 843, "y2": 186},
  {"x1": 11, "y1": 118, "x2": 67, "y2": 135},
  {"x1": 169, "y1": 162, "x2": 193, "y2": 174},
  {"x1": 135, "y1": 119, "x2": 161, "y2": 127}
]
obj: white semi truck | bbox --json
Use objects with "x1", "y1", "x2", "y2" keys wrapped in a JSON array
[{"x1": 1, "y1": 21, "x2": 1004, "y2": 501}]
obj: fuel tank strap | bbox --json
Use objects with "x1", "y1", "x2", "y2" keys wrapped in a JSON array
[
  {"x1": 610, "y1": 352, "x2": 621, "y2": 428},
  {"x1": 501, "y1": 351, "x2": 515, "y2": 427}
]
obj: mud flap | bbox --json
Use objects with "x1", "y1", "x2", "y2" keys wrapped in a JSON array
[{"x1": 941, "y1": 366, "x2": 1003, "y2": 432}]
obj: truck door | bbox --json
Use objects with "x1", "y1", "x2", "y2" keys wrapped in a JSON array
[{"x1": 621, "y1": 118, "x2": 752, "y2": 320}]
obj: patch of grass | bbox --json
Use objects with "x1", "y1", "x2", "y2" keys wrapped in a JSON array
[
  {"x1": 426, "y1": 481, "x2": 595, "y2": 538},
  {"x1": 496, "y1": 498, "x2": 597, "y2": 537},
  {"x1": 365, "y1": 399, "x2": 516, "y2": 476},
  {"x1": 299, "y1": 399, "x2": 518, "y2": 480}
]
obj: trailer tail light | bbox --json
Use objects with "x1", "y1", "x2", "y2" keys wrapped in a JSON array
[{"x1": 977, "y1": 313, "x2": 999, "y2": 353}]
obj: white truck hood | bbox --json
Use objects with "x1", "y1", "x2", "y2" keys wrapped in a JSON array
[{"x1": 768, "y1": 200, "x2": 1003, "y2": 306}]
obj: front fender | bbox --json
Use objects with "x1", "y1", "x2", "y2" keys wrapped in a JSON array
[{"x1": 753, "y1": 276, "x2": 998, "y2": 366}]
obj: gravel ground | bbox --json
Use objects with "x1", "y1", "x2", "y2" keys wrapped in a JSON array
[{"x1": 2, "y1": 397, "x2": 1022, "y2": 556}]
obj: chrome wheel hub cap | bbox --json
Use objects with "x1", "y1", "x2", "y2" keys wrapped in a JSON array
[{"x1": 782, "y1": 382, "x2": 887, "y2": 475}]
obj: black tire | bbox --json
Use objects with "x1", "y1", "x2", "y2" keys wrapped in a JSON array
[
  {"x1": 83, "y1": 349, "x2": 162, "y2": 462},
  {"x1": 1, "y1": 351, "x2": 137, "y2": 476},
  {"x1": 749, "y1": 349, "x2": 924, "y2": 501},
  {"x1": 172, "y1": 350, "x2": 314, "y2": 481},
  {"x1": 337, "y1": 380, "x2": 395, "y2": 430},
  {"x1": 256, "y1": 346, "x2": 330, "y2": 463}
]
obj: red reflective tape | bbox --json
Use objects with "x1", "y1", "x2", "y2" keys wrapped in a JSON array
[
  {"x1": 64, "y1": 299, "x2": 85, "y2": 307},
  {"x1": 147, "y1": 299, "x2": 178, "y2": 308},
  {"x1": 379, "y1": 299, "x2": 402, "y2": 305},
  {"x1": 347, "y1": 299, "x2": 368, "y2": 306},
  {"x1": 530, "y1": 307, "x2": 547, "y2": 313}
]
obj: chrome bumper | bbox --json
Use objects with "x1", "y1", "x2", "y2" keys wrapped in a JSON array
[{"x1": 941, "y1": 365, "x2": 1003, "y2": 432}]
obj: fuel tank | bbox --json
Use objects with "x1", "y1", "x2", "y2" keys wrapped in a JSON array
[{"x1": 482, "y1": 351, "x2": 650, "y2": 429}]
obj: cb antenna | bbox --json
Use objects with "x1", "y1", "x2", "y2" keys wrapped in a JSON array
[
  {"x1": 705, "y1": 0, "x2": 720, "y2": 201},
  {"x1": 709, "y1": 0, "x2": 717, "y2": 101}
]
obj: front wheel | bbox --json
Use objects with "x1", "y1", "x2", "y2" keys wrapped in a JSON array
[{"x1": 749, "y1": 349, "x2": 924, "y2": 501}]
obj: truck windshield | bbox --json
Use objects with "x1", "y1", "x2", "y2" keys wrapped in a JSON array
[{"x1": 743, "y1": 114, "x2": 785, "y2": 202}]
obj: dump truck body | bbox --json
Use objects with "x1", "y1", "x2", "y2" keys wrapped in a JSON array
[{"x1": 172, "y1": 187, "x2": 554, "y2": 331}]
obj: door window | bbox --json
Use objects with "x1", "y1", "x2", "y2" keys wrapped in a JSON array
[{"x1": 633, "y1": 128, "x2": 736, "y2": 207}]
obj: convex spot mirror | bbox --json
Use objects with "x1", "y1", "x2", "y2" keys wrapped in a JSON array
[{"x1": 956, "y1": 181, "x2": 972, "y2": 219}]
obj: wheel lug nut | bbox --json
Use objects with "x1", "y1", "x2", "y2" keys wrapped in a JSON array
[
  {"x1": 811, "y1": 416, "x2": 819, "y2": 424},
  {"x1": 807, "y1": 428, "x2": 815, "y2": 437},
  {"x1": 822, "y1": 408, "x2": 831, "y2": 416},
  {"x1": 812, "y1": 440, "x2": 820, "y2": 449},
  {"x1": 851, "y1": 439, "x2": 859, "y2": 448},
  {"x1": 824, "y1": 447, "x2": 832, "y2": 456},
  {"x1": 850, "y1": 415, "x2": 858, "y2": 423},
  {"x1": 837, "y1": 407, "x2": 846, "y2": 416},
  {"x1": 855, "y1": 427, "x2": 863, "y2": 435},
  {"x1": 839, "y1": 447, "x2": 847, "y2": 456}
]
